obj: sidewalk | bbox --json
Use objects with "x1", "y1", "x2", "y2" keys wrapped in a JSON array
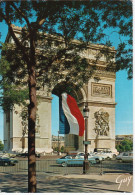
[{"x1": 0, "y1": 172, "x2": 133, "y2": 193}]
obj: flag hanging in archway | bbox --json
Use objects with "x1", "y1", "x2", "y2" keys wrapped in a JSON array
[{"x1": 59, "y1": 93, "x2": 85, "y2": 136}]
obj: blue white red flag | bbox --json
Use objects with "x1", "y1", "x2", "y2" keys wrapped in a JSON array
[{"x1": 59, "y1": 93, "x2": 85, "y2": 136}]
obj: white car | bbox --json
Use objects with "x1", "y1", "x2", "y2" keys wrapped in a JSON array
[
  {"x1": 121, "y1": 152, "x2": 133, "y2": 162},
  {"x1": 116, "y1": 152, "x2": 124, "y2": 160},
  {"x1": 106, "y1": 150, "x2": 119, "y2": 158},
  {"x1": 1, "y1": 153, "x2": 16, "y2": 158},
  {"x1": 89, "y1": 153, "x2": 104, "y2": 162},
  {"x1": 76, "y1": 153, "x2": 104, "y2": 163},
  {"x1": 94, "y1": 149, "x2": 119, "y2": 158},
  {"x1": 94, "y1": 152, "x2": 113, "y2": 159}
]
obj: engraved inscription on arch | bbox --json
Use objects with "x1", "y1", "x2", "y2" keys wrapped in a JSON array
[{"x1": 91, "y1": 83, "x2": 112, "y2": 98}]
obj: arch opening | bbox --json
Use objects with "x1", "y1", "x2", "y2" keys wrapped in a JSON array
[
  {"x1": 52, "y1": 81, "x2": 84, "y2": 102},
  {"x1": 51, "y1": 81, "x2": 85, "y2": 152}
]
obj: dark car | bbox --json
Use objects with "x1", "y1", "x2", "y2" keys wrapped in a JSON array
[
  {"x1": 17, "y1": 152, "x2": 40, "y2": 158},
  {"x1": 0, "y1": 157, "x2": 18, "y2": 166}
]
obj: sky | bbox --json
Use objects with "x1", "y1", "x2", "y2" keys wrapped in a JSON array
[{"x1": 0, "y1": 9, "x2": 133, "y2": 142}]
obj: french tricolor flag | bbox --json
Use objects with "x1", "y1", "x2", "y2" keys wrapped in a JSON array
[{"x1": 59, "y1": 93, "x2": 85, "y2": 136}]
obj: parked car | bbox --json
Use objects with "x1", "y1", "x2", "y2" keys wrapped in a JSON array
[
  {"x1": 56, "y1": 155, "x2": 96, "y2": 167},
  {"x1": 16, "y1": 151, "x2": 40, "y2": 158},
  {"x1": 94, "y1": 152, "x2": 113, "y2": 159},
  {"x1": 2, "y1": 153, "x2": 16, "y2": 158},
  {"x1": 94, "y1": 149, "x2": 119, "y2": 158},
  {"x1": 88, "y1": 153, "x2": 105, "y2": 163},
  {"x1": 0, "y1": 157, "x2": 18, "y2": 166},
  {"x1": 116, "y1": 152, "x2": 124, "y2": 160},
  {"x1": 0, "y1": 151, "x2": 4, "y2": 157},
  {"x1": 121, "y1": 152, "x2": 133, "y2": 162},
  {"x1": 77, "y1": 152, "x2": 88, "y2": 156},
  {"x1": 104, "y1": 150, "x2": 119, "y2": 158},
  {"x1": 76, "y1": 153, "x2": 104, "y2": 163}
]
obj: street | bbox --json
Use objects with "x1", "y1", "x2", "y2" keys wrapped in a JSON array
[
  {"x1": 0, "y1": 155, "x2": 133, "y2": 175},
  {"x1": 0, "y1": 156, "x2": 133, "y2": 193}
]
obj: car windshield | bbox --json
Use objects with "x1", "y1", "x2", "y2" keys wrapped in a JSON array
[
  {"x1": 60, "y1": 156, "x2": 72, "y2": 159},
  {"x1": 123, "y1": 153, "x2": 128, "y2": 156},
  {"x1": 1, "y1": 157, "x2": 9, "y2": 159},
  {"x1": 78, "y1": 153, "x2": 84, "y2": 156},
  {"x1": 60, "y1": 156, "x2": 66, "y2": 159}
]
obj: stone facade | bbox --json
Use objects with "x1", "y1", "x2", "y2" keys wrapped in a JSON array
[
  {"x1": 52, "y1": 135, "x2": 65, "y2": 150},
  {"x1": 64, "y1": 72, "x2": 116, "y2": 153},
  {"x1": 4, "y1": 96, "x2": 53, "y2": 153},
  {"x1": 86, "y1": 75, "x2": 116, "y2": 152},
  {"x1": 3, "y1": 25, "x2": 117, "y2": 153}
]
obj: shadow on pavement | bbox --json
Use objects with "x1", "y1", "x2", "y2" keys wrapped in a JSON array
[
  {"x1": 0, "y1": 173, "x2": 28, "y2": 193},
  {"x1": 36, "y1": 175, "x2": 130, "y2": 193},
  {"x1": 0, "y1": 172, "x2": 132, "y2": 193}
]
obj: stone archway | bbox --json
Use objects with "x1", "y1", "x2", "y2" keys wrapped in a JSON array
[
  {"x1": 3, "y1": 29, "x2": 117, "y2": 153},
  {"x1": 52, "y1": 81, "x2": 85, "y2": 101}
]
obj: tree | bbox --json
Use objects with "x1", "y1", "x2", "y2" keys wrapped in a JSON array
[
  {"x1": 0, "y1": 0, "x2": 132, "y2": 192},
  {"x1": 60, "y1": 146, "x2": 65, "y2": 153},
  {"x1": 0, "y1": 139, "x2": 4, "y2": 151},
  {"x1": 116, "y1": 139, "x2": 133, "y2": 152}
]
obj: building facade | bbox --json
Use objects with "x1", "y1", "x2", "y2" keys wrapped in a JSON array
[
  {"x1": 52, "y1": 135, "x2": 65, "y2": 150},
  {"x1": 115, "y1": 134, "x2": 133, "y2": 146}
]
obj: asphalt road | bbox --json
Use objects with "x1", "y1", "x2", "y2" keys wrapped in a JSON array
[{"x1": 0, "y1": 156, "x2": 133, "y2": 175}]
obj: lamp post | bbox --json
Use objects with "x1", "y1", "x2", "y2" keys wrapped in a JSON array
[
  {"x1": 58, "y1": 130, "x2": 60, "y2": 155},
  {"x1": 83, "y1": 103, "x2": 89, "y2": 174}
]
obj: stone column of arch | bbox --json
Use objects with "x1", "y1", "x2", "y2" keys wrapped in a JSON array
[{"x1": 85, "y1": 70, "x2": 116, "y2": 153}]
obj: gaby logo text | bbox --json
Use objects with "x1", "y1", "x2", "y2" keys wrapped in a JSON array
[{"x1": 116, "y1": 174, "x2": 132, "y2": 190}]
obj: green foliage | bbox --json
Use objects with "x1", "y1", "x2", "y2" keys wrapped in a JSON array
[
  {"x1": 0, "y1": 139, "x2": 4, "y2": 151},
  {"x1": 60, "y1": 146, "x2": 65, "y2": 153},
  {"x1": 116, "y1": 139, "x2": 133, "y2": 152},
  {"x1": 0, "y1": 42, "x2": 29, "y2": 111},
  {"x1": 53, "y1": 146, "x2": 65, "y2": 153}
]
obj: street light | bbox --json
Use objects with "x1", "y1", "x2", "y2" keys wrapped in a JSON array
[
  {"x1": 58, "y1": 130, "x2": 60, "y2": 155},
  {"x1": 83, "y1": 104, "x2": 89, "y2": 118},
  {"x1": 83, "y1": 103, "x2": 89, "y2": 174}
]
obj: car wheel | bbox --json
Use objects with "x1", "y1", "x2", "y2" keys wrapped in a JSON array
[
  {"x1": 4, "y1": 162, "x2": 8, "y2": 166},
  {"x1": 95, "y1": 158, "x2": 100, "y2": 164},
  {"x1": 113, "y1": 154, "x2": 116, "y2": 158},
  {"x1": 61, "y1": 162, "x2": 67, "y2": 167}
]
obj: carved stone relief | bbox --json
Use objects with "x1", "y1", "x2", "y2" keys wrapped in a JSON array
[
  {"x1": 94, "y1": 69, "x2": 116, "y2": 78},
  {"x1": 94, "y1": 109, "x2": 109, "y2": 136},
  {"x1": 21, "y1": 108, "x2": 40, "y2": 136}
]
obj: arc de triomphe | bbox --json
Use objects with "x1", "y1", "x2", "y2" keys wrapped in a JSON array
[{"x1": 4, "y1": 25, "x2": 117, "y2": 153}]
